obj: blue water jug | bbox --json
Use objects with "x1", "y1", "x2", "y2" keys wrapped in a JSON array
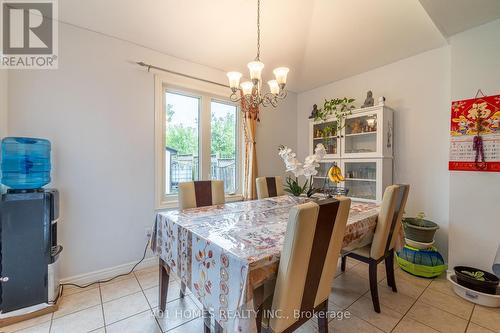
[{"x1": 1, "y1": 137, "x2": 51, "y2": 189}]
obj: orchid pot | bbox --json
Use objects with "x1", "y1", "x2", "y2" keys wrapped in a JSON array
[{"x1": 284, "y1": 177, "x2": 309, "y2": 197}]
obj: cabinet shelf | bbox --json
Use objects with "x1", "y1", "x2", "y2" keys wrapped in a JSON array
[
  {"x1": 313, "y1": 136, "x2": 337, "y2": 140},
  {"x1": 313, "y1": 177, "x2": 376, "y2": 182},
  {"x1": 345, "y1": 178, "x2": 376, "y2": 182},
  {"x1": 344, "y1": 131, "x2": 376, "y2": 137}
]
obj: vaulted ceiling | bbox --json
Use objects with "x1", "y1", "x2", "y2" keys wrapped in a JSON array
[{"x1": 59, "y1": 0, "x2": 500, "y2": 92}]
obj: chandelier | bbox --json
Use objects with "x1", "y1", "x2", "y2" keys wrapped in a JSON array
[{"x1": 226, "y1": 0, "x2": 289, "y2": 109}]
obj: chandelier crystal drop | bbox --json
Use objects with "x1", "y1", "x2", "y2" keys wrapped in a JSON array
[{"x1": 226, "y1": 0, "x2": 289, "y2": 110}]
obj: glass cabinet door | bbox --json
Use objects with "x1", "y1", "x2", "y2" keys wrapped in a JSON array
[
  {"x1": 343, "y1": 113, "x2": 378, "y2": 157},
  {"x1": 343, "y1": 161, "x2": 377, "y2": 200},
  {"x1": 312, "y1": 160, "x2": 339, "y2": 193},
  {"x1": 312, "y1": 120, "x2": 339, "y2": 158}
]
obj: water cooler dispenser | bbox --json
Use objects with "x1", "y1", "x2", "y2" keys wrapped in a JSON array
[
  {"x1": 0, "y1": 137, "x2": 62, "y2": 314},
  {"x1": 0, "y1": 189, "x2": 61, "y2": 312}
]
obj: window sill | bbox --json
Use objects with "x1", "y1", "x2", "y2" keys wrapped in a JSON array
[
  {"x1": 156, "y1": 194, "x2": 244, "y2": 211},
  {"x1": 225, "y1": 194, "x2": 244, "y2": 202}
]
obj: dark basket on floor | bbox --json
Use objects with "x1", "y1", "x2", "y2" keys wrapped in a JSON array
[{"x1": 454, "y1": 266, "x2": 500, "y2": 295}]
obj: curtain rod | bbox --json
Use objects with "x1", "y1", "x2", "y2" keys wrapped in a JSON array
[{"x1": 136, "y1": 61, "x2": 229, "y2": 88}]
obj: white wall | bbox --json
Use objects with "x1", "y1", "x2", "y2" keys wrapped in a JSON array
[
  {"x1": 0, "y1": 70, "x2": 7, "y2": 138},
  {"x1": 7, "y1": 23, "x2": 297, "y2": 279},
  {"x1": 448, "y1": 19, "x2": 500, "y2": 272},
  {"x1": 257, "y1": 95, "x2": 298, "y2": 178},
  {"x1": 297, "y1": 47, "x2": 451, "y2": 258}
]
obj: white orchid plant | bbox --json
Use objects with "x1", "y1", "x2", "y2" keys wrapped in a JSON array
[{"x1": 278, "y1": 143, "x2": 327, "y2": 196}]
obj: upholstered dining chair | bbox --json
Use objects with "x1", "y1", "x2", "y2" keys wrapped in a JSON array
[
  {"x1": 257, "y1": 197, "x2": 351, "y2": 333},
  {"x1": 178, "y1": 180, "x2": 225, "y2": 210},
  {"x1": 177, "y1": 180, "x2": 225, "y2": 306},
  {"x1": 340, "y1": 184, "x2": 410, "y2": 313},
  {"x1": 256, "y1": 176, "x2": 285, "y2": 199}
]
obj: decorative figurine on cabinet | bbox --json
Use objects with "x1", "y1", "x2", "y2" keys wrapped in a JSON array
[
  {"x1": 309, "y1": 104, "x2": 320, "y2": 119},
  {"x1": 361, "y1": 91, "x2": 374, "y2": 108}
]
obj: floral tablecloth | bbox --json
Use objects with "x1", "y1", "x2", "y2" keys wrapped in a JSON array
[{"x1": 152, "y1": 196, "x2": 379, "y2": 332}]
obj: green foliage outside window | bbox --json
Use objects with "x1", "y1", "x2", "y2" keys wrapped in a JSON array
[
  {"x1": 210, "y1": 112, "x2": 236, "y2": 158},
  {"x1": 165, "y1": 104, "x2": 236, "y2": 157}
]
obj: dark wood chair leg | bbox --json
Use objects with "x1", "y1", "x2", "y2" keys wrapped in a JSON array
[
  {"x1": 369, "y1": 261, "x2": 381, "y2": 313},
  {"x1": 317, "y1": 301, "x2": 328, "y2": 333},
  {"x1": 253, "y1": 284, "x2": 264, "y2": 333},
  {"x1": 214, "y1": 320, "x2": 223, "y2": 333},
  {"x1": 255, "y1": 306, "x2": 263, "y2": 333},
  {"x1": 341, "y1": 256, "x2": 347, "y2": 272},
  {"x1": 203, "y1": 307, "x2": 211, "y2": 333},
  {"x1": 159, "y1": 261, "x2": 170, "y2": 313},
  {"x1": 385, "y1": 250, "x2": 397, "y2": 292},
  {"x1": 180, "y1": 281, "x2": 186, "y2": 298},
  {"x1": 384, "y1": 254, "x2": 394, "y2": 288}
]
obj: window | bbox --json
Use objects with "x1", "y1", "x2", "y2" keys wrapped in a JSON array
[
  {"x1": 155, "y1": 77, "x2": 241, "y2": 208},
  {"x1": 211, "y1": 100, "x2": 238, "y2": 194},
  {"x1": 164, "y1": 92, "x2": 200, "y2": 194}
]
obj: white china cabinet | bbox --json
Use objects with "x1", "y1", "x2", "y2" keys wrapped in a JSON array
[{"x1": 309, "y1": 105, "x2": 393, "y2": 202}]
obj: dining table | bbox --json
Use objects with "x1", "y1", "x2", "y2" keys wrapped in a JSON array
[{"x1": 151, "y1": 195, "x2": 380, "y2": 333}]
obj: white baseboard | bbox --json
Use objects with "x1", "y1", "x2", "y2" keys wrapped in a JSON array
[{"x1": 60, "y1": 255, "x2": 158, "y2": 286}]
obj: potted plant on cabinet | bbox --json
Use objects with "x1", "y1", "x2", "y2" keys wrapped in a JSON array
[{"x1": 314, "y1": 97, "x2": 356, "y2": 123}]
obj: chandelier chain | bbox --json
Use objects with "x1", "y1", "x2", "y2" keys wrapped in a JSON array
[{"x1": 256, "y1": 0, "x2": 260, "y2": 61}]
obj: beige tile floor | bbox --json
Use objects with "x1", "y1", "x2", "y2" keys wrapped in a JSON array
[{"x1": 2, "y1": 260, "x2": 500, "y2": 333}]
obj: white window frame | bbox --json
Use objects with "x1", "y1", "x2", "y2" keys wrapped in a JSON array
[{"x1": 155, "y1": 74, "x2": 243, "y2": 209}]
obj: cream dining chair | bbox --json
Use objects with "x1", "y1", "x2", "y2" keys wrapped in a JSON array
[
  {"x1": 257, "y1": 197, "x2": 351, "y2": 333},
  {"x1": 178, "y1": 180, "x2": 225, "y2": 210},
  {"x1": 340, "y1": 184, "x2": 410, "y2": 313},
  {"x1": 256, "y1": 176, "x2": 285, "y2": 199},
  {"x1": 177, "y1": 180, "x2": 225, "y2": 309}
]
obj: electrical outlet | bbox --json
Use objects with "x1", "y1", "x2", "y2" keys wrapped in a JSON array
[{"x1": 145, "y1": 227, "x2": 153, "y2": 239}]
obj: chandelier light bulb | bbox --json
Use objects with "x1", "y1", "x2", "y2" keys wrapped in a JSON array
[
  {"x1": 226, "y1": 72, "x2": 242, "y2": 90},
  {"x1": 247, "y1": 61, "x2": 265, "y2": 81},
  {"x1": 268, "y1": 80, "x2": 280, "y2": 95},
  {"x1": 240, "y1": 81, "x2": 254, "y2": 96},
  {"x1": 273, "y1": 67, "x2": 289, "y2": 86}
]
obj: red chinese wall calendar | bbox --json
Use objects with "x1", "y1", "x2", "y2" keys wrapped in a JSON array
[{"x1": 449, "y1": 94, "x2": 500, "y2": 172}]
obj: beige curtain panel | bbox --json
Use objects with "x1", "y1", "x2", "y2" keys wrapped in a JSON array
[{"x1": 241, "y1": 94, "x2": 259, "y2": 200}]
